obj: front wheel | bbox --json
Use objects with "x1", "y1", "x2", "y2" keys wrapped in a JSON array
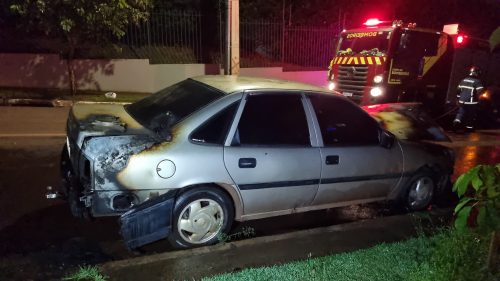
[
  {"x1": 403, "y1": 172, "x2": 435, "y2": 211},
  {"x1": 168, "y1": 187, "x2": 234, "y2": 249}
]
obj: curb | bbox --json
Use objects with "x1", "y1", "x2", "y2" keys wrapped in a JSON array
[
  {"x1": 4, "y1": 98, "x2": 73, "y2": 107},
  {"x1": 3, "y1": 98, "x2": 130, "y2": 107},
  {"x1": 100, "y1": 214, "x2": 420, "y2": 281}
]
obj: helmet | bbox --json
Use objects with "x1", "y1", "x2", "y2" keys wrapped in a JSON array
[{"x1": 469, "y1": 66, "x2": 481, "y2": 77}]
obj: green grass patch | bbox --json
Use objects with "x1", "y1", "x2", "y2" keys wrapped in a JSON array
[
  {"x1": 63, "y1": 266, "x2": 107, "y2": 281},
  {"x1": 62, "y1": 229, "x2": 497, "y2": 281},
  {"x1": 205, "y1": 229, "x2": 497, "y2": 281}
]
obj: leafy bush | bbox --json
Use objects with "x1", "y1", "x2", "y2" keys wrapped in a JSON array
[
  {"x1": 425, "y1": 229, "x2": 491, "y2": 281},
  {"x1": 453, "y1": 164, "x2": 500, "y2": 233}
]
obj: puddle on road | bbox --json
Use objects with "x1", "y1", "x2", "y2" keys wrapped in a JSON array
[{"x1": 452, "y1": 145, "x2": 500, "y2": 180}]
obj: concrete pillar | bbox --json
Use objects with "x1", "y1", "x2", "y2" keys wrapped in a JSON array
[
  {"x1": 230, "y1": 0, "x2": 240, "y2": 75},
  {"x1": 225, "y1": 0, "x2": 240, "y2": 75}
]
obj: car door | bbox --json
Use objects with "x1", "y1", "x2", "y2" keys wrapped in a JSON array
[
  {"x1": 306, "y1": 94, "x2": 403, "y2": 206},
  {"x1": 223, "y1": 92, "x2": 321, "y2": 217}
]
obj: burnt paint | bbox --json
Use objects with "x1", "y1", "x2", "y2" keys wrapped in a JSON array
[{"x1": 84, "y1": 135, "x2": 157, "y2": 191}]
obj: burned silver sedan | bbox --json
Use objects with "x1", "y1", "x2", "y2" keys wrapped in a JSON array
[{"x1": 56, "y1": 76, "x2": 454, "y2": 249}]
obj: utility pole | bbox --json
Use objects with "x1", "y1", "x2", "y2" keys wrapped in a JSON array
[
  {"x1": 281, "y1": 0, "x2": 285, "y2": 65},
  {"x1": 224, "y1": 0, "x2": 239, "y2": 75}
]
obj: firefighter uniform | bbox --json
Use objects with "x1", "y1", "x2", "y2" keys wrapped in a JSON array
[{"x1": 454, "y1": 70, "x2": 484, "y2": 130}]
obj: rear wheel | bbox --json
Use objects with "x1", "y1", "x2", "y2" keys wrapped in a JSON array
[
  {"x1": 403, "y1": 171, "x2": 435, "y2": 211},
  {"x1": 168, "y1": 187, "x2": 234, "y2": 249}
]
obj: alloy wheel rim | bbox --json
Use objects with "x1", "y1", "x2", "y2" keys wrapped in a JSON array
[
  {"x1": 408, "y1": 176, "x2": 434, "y2": 209},
  {"x1": 177, "y1": 199, "x2": 224, "y2": 244}
]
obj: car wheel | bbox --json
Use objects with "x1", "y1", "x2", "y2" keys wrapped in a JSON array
[
  {"x1": 168, "y1": 187, "x2": 234, "y2": 249},
  {"x1": 404, "y1": 171, "x2": 435, "y2": 211}
]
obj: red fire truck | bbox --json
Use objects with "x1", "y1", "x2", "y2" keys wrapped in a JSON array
[{"x1": 327, "y1": 19, "x2": 455, "y2": 116}]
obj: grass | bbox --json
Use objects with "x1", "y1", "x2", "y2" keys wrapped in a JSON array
[
  {"x1": 63, "y1": 266, "x2": 107, "y2": 281},
  {"x1": 64, "y1": 228, "x2": 497, "y2": 281},
  {"x1": 204, "y1": 229, "x2": 497, "y2": 281}
]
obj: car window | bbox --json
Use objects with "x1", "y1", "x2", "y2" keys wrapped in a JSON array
[
  {"x1": 190, "y1": 102, "x2": 239, "y2": 145},
  {"x1": 234, "y1": 94, "x2": 310, "y2": 146},
  {"x1": 126, "y1": 79, "x2": 224, "y2": 131},
  {"x1": 309, "y1": 95, "x2": 379, "y2": 146}
]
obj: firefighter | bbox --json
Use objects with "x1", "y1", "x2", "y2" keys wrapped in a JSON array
[{"x1": 453, "y1": 66, "x2": 484, "y2": 131}]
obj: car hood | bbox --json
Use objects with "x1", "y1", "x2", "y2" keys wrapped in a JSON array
[
  {"x1": 68, "y1": 102, "x2": 152, "y2": 147},
  {"x1": 363, "y1": 103, "x2": 451, "y2": 142}
]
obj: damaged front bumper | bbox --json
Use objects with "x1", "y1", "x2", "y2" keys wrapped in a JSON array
[{"x1": 120, "y1": 191, "x2": 176, "y2": 250}]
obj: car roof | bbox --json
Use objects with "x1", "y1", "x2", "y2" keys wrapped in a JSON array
[{"x1": 191, "y1": 75, "x2": 330, "y2": 94}]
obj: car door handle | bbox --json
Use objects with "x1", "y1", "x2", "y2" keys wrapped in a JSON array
[
  {"x1": 325, "y1": 155, "x2": 339, "y2": 165},
  {"x1": 239, "y1": 158, "x2": 256, "y2": 168}
]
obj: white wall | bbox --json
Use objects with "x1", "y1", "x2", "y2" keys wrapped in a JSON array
[
  {"x1": 0, "y1": 53, "x2": 328, "y2": 93},
  {"x1": 239, "y1": 67, "x2": 329, "y2": 89}
]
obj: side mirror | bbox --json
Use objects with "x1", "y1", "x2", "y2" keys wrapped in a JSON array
[{"x1": 379, "y1": 129, "x2": 395, "y2": 149}]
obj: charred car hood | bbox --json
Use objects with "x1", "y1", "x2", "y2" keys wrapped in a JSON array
[
  {"x1": 68, "y1": 103, "x2": 152, "y2": 147},
  {"x1": 363, "y1": 103, "x2": 451, "y2": 142}
]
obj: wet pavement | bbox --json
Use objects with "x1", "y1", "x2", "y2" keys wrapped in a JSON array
[
  {"x1": 0, "y1": 107, "x2": 498, "y2": 280},
  {"x1": 443, "y1": 131, "x2": 500, "y2": 179}
]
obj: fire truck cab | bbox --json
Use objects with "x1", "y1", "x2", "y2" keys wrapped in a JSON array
[{"x1": 328, "y1": 19, "x2": 454, "y2": 116}]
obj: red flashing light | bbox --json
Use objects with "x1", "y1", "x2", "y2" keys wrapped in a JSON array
[
  {"x1": 455, "y1": 35, "x2": 467, "y2": 45},
  {"x1": 363, "y1": 18, "x2": 383, "y2": 26}
]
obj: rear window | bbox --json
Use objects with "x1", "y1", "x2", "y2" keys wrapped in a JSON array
[{"x1": 126, "y1": 79, "x2": 224, "y2": 130}]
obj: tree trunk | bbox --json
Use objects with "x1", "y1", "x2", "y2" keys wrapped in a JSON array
[
  {"x1": 488, "y1": 231, "x2": 499, "y2": 273},
  {"x1": 65, "y1": 43, "x2": 77, "y2": 97}
]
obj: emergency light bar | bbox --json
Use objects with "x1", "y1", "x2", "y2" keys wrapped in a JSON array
[{"x1": 363, "y1": 18, "x2": 384, "y2": 26}]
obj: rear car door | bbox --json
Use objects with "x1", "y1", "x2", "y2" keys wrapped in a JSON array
[
  {"x1": 306, "y1": 94, "x2": 403, "y2": 206},
  {"x1": 223, "y1": 92, "x2": 321, "y2": 217}
]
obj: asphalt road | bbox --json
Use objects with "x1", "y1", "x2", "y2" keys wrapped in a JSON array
[{"x1": 0, "y1": 106, "x2": 499, "y2": 280}]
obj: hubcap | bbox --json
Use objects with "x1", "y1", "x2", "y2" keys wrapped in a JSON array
[
  {"x1": 408, "y1": 176, "x2": 434, "y2": 209},
  {"x1": 177, "y1": 199, "x2": 224, "y2": 244}
]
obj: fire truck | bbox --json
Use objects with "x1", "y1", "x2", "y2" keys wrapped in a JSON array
[{"x1": 327, "y1": 19, "x2": 457, "y2": 117}]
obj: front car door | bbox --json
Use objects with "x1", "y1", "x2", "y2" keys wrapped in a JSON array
[
  {"x1": 306, "y1": 94, "x2": 404, "y2": 207},
  {"x1": 223, "y1": 92, "x2": 321, "y2": 219}
]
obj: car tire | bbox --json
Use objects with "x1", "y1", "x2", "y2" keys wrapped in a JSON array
[
  {"x1": 168, "y1": 187, "x2": 234, "y2": 249},
  {"x1": 401, "y1": 170, "x2": 436, "y2": 212}
]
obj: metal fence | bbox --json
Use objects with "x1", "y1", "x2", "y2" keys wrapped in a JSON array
[
  {"x1": 238, "y1": 23, "x2": 339, "y2": 69},
  {"x1": 240, "y1": 20, "x2": 283, "y2": 67},
  {"x1": 121, "y1": 12, "x2": 339, "y2": 69},
  {"x1": 121, "y1": 11, "x2": 203, "y2": 63},
  {"x1": 283, "y1": 27, "x2": 338, "y2": 70}
]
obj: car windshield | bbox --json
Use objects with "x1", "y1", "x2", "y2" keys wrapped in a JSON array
[
  {"x1": 337, "y1": 31, "x2": 391, "y2": 56},
  {"x1": 126, "y1": 79, "x2": 225, "y2": 130}
]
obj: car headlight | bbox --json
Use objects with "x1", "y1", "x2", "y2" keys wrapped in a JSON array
[
  {"x1": 328, "y1": 82, "x2": 336, "y2": 91},
  {"x1": 370, "y1": 87, "x2": 383, "y2": 97},
  {"x1": 373, "y1": 75, "x2": 383, "y2": 83}
]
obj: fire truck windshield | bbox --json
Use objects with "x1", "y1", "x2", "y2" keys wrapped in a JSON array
[{"x1": 337, "y1": 31, "x2": 391, "y2": 56}]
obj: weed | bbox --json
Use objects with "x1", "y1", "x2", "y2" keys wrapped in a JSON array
[
  {"x1": 63, "y1": 265, "x2": 107, "y2": 281},
  {"x1": 217, "y1": 226, "x2": 256, "y2": 244}
]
